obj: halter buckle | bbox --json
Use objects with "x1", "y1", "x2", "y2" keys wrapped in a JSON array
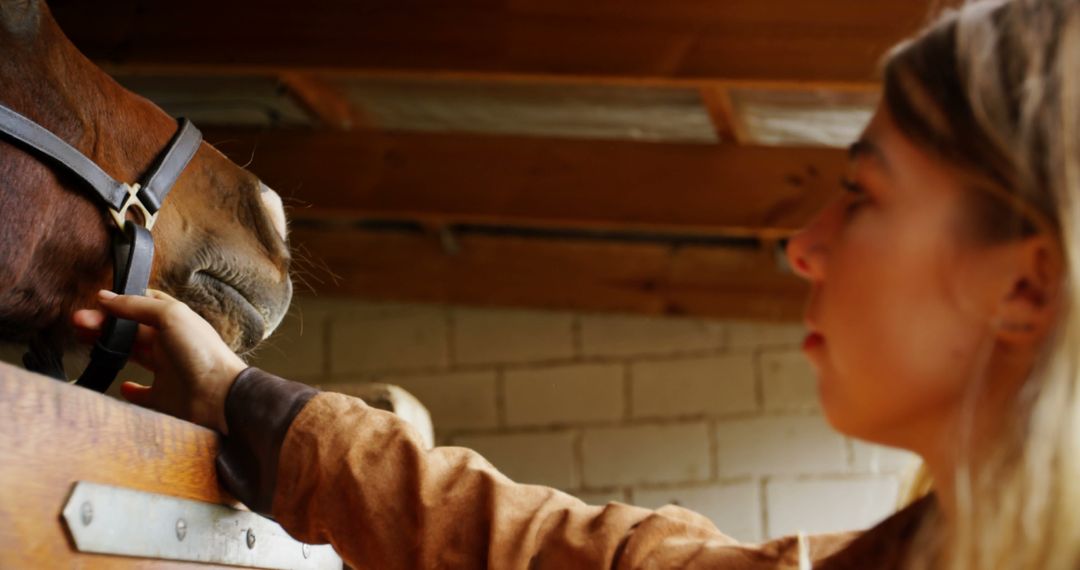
[{"x1": 109, "y1": 183, "x2": 158, "y2": 231}]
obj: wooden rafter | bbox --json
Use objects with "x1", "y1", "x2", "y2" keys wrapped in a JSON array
[
  {"x1": 205, "y1": 128, "x2": 846, "y2": 239},
  {"x1": 698, "y1": 86, "x2": 747, "y2": 145},
  {"x1": 54, "y1": 0, "x2": 931, "y2": 83},
  {"x1": 277, "y1": 72, "x2": 361, "y2": 130},
  {"x1": 290, "y1": 227, "x2": 808, "y2": 321}
]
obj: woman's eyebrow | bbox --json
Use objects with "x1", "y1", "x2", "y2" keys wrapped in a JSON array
[{"x1": 848, "y1": 139, "x2": 892, "y2": 175}]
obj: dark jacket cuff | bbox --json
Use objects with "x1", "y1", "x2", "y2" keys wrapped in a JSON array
[{"x1": 215, "y1": 367, "x2": 318, "y2": 515}]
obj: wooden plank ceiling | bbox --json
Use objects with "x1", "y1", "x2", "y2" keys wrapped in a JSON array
[{"x1": 51, "y1": 0, "x2": 933, "y2": 320}]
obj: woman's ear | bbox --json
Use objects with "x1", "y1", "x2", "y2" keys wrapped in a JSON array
[{"x1": 993, "y1": 235, "x2": 1062, "y2": 345}]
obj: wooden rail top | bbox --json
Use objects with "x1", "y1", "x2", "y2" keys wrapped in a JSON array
[{"x1": 0, "y1": 361, "x2": 243, "y2": 569}]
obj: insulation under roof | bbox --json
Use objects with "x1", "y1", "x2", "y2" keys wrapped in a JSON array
[{"x1": 114, "y1": 72, "x2": 879, "y2": 148}]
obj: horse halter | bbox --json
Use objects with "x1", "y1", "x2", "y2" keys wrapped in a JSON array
[{"x1": 0, "y1": 103, "x2": 202, "y2": 393}]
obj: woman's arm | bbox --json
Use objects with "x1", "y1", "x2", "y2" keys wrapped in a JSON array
[
  {"x1": 227, "y1": 368, "x2": 674, "y2": 568},
  {"x1": 74, "y1": 290, "x2": 857, "y2": 569},
  {"x1": 220, "y1": 368, "x2": 856, "y2": 570}
]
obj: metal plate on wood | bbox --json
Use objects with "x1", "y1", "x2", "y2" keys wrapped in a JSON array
[{"x1": 61, "y1": 481, "x2": 341, "y2": 569}]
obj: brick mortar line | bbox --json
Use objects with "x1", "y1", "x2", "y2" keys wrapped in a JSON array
[
  {"x1": 762, "y1": 473, "x2": 904, "y2": 484},
  {"x1": 569, "y1": 484, "x2": 627, "y2": 495},
  {"x1": 624, "y1": 476, "x2": 758, "y2": 494},
  {"x1": 494, "y1": 366, "x2": 508, "y2": 429},
  {"x1": 304, "y1": 299, "x2": 800, "y2": 330},
  {"x1": 577, "y1": 474, "x2": 720, "y2": 491},
  {"x1": 707, "y1": 418, "x2": 720, "y2": 481},
  {"x1": 257, "y1": 350, "x2": 812, "y2": 388},
  {"x1": 321, "y1": 344, "x2": 806, "y2": 377},
  {"x1": 445, "y1": 307, "x2": 459, "y2": 368},
  {"x1": 577, "y1": 470, "x2": 893, "y2": 490},
  {"x1": 572, "y1": 429, "x2": 585, "y2": 491},
  {"x1": 429, "y1": 410, "x2": 831, "y2": 437},
  {"x1": 752, "y1": 349, "x2": 766, "y2": 412},
  {"x1": 571, "y1": 315, "x2": 584, "y2": 359},
  {"x1": 321, "y1": 311, "x2": 333, "y2": 377},
  {"x1": 759, "y1": 477, "x2": 770, "y2": 540}
]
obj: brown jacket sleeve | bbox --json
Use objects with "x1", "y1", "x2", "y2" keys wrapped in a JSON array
[{"x1": 218, "y1": 368, "x2": 858, "y2": 570}]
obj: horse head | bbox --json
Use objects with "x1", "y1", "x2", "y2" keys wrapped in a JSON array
[{"x1": 0, "y1": 0, "x2": 292, "y2": 355}]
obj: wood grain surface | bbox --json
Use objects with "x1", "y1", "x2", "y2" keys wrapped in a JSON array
[{"x1": 0, "y1": 362, "x2": 243, "y2": 569}]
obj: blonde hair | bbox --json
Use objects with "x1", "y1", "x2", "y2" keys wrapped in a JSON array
[{"x1": 881, "y1": 1, "x2": 1080, "y2": 568}]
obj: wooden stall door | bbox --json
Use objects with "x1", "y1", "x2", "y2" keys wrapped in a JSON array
[{"x1": 0, "y1": 361, "x2": 248, "y2": 568}]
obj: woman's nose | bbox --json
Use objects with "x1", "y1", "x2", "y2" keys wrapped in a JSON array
[{"x1": 785, "y1": 217, "x2": 827, "y2": 281}]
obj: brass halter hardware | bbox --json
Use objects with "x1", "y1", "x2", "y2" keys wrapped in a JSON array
[{"x1": 109, "y1": 183, "x2": 158, "y2": 230}]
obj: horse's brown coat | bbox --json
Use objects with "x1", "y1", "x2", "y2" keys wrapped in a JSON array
[{"x1": 0, "y1": 0, "x2": 292, "y2": 356}]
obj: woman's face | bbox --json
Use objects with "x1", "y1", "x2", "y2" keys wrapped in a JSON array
[{"x1": 786, "y1": 105, "x2": 1017, "y2": 449}]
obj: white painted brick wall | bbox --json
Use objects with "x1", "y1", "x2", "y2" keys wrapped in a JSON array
[
  {"x1": 715, "y1": 415, "x2": 848, "y2": 477},
  {"x1": 582, "y1": 422, "x2": 711, "y2": 486},
  {"x1": 328, "y1": 306, "x2": 449, "y2": 374},
  {"x1": 454, "y1": 431, "x2": 578, "y2": 489},
  {"x1": 372, "y1": 371, "x2": 499, "y2": 430},
  {"x1": 573, "y1": 489, "x2": 628, "y2": 505},
  {"x1": 765, "y1": 477, "x2": 901, "y2": 537},
  {"x1": 634, "y1": 482, "x2": 763, "y2": 542},
  {"x1": 851, "y1": 441, "x2": 920, "y2": 475},
  {"x1": 504, "y1": 364, "x2": 624, "y2": 427},
  {"x1": 726, "y1": 321, "x2": 806, "y2": 350},
  {"x1": 631, "y1": 355, "x2": 757, "y2": 419},
  {"x1": 580, "y1": 314, "x2": 725, "y2": 357},
  {"x1": 760, "y1": 350, "x2": 819, "y2": 411},
  {"x1": 249, "y1": 298, "x2": 327, "y2": 379},
  {"x1": 453, "y1": 308, "x2": 575, "y2": 364}
]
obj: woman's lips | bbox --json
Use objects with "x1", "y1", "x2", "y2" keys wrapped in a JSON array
[{"x1": 802, "y1": 332, "x2": 825, "y2": 351}]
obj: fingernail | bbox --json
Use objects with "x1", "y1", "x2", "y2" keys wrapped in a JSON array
[{"x1": 98, "y1": 290, "x2": 118, "y2": 300}]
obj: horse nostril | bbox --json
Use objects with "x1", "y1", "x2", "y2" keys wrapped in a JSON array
[{"x1": 259, "y1": 182, "x2": 287, "y2": 241}]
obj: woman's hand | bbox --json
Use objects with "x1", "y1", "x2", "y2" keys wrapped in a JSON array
[{"x1": 73, "y1": 289, "x2": 248, "y2": 434}]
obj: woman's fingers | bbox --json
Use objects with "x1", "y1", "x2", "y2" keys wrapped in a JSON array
[
  {"x1": 120, "y1": 381, "x2": 154, "y2": 408},
  {"x1": 95, "y1": 290, "x2": 175, "y2": 328},
  {"x1": 73, "y1": 306, "x2": 159, "y2": 349},
  {"x1": 146, "y1": 289, "x2": 179, "y2": 303}
]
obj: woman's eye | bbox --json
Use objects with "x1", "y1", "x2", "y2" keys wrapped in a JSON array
[{"x1": 840, "y1": 179, "x2": 870, "y2": 216}]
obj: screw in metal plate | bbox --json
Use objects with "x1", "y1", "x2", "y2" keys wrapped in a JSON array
[
  {"x1": 175, "y1": 518, "x2": 187, "y2": 542},
  {"x1": 246, "y1": 528, "x2": 256, "y2": 549},
  {"x1": 80, "y1": 502, "x2": 93, "y2": 526},
  {"x1": 302, "y1": 543, "x2": 312, "y2": 559}
]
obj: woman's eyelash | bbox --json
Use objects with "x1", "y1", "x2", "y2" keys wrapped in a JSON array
[
  {"x1": 840, "y1": 179, "x2": 870, "y2": 215},
  {"x1": 840, "y1": 178, "x2": 865, "y2": 195}
]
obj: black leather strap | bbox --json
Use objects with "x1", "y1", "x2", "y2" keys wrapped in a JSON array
[
  {"x1": 76, "y1": 223, "x2": 155, "y2": 392},
  {"x1": 0, "y1": 104, "x2": 202, "y2": 218},
  {"x1": 0, "y1": 101, "x2": 203, "y2": 393},
  {"x1": 136, "y1": 119, "x2": 202, "y2": 215},
  {"x1": 0, "y1": 103, "x2": 129, "y2": 211}
]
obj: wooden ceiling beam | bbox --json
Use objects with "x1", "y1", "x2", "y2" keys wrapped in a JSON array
[
  {"x1": 277, "y1": 72, "x2": 361, "y2": 131},
  {"x1": 102, "y1": 65, "x2": 884, "y2": 94},
  {"x1": 290, "y1": 226, "x2": 808, "y2": 321},
  {"x1": 52, "y1": 0, "x2": 932, "y2": 83},
  {"x1": 698, "y1": 86, "x2": 746, "y2": 145},
  {"x1": 204, "y1": 128, "x2": 846, "y2": 238}
]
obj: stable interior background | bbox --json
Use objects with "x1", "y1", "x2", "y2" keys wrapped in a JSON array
[{"x1": 4, "y1": 0, "x2": 937, "y2": 543}]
